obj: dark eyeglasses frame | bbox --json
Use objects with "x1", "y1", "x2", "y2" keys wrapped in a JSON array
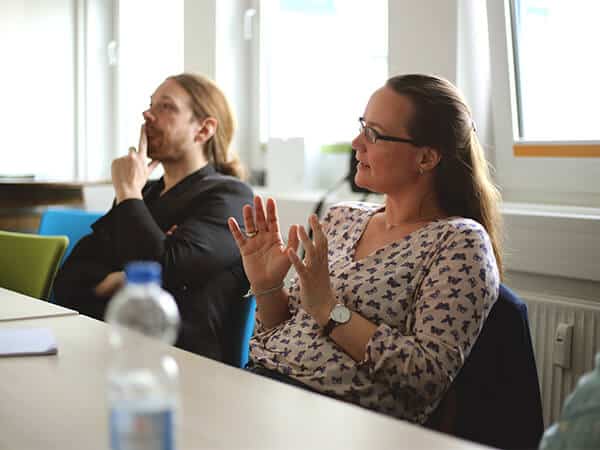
[{"x1": 359, "y1": 117, "x2": 420, "y2": 146}]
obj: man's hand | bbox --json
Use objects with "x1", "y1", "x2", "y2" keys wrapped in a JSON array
[
  {"x1": 94, "y1": 271, "x2": 126, "y2": 298},
  {"x1": 112, "y1": 125, "x2": 160, "y2": 204}
]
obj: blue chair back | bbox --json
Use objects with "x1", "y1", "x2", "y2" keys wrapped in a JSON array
[
  {"x1": 426, "y1": 283, "x2": 544, "y2": 449},
  {"x1": 38, "y1": 208, "x2": 103, "y2": 263},
  {"x1": 235, "y1": 295, "x2": 256, "y2": 368}
]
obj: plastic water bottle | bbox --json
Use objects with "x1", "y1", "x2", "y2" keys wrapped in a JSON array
[{"x1": 105, "y1": 261, "x2": 181, "y2": 450}]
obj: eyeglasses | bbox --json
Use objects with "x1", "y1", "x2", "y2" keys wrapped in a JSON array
[{"x1": 359, "y1": 117, "x2": 419, "y2": 146}]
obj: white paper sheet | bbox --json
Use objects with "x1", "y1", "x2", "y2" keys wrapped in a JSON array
[{"x1": 0, "y1": 328, "x2": 58, "y2": 356}]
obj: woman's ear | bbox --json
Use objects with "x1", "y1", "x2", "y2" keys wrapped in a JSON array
[
  {"x1": 419, "y1": 146, "x2": 442, "y2": 172},
  {"x1": 194, "y1": 117, "x2": 218, "y2": 144}
]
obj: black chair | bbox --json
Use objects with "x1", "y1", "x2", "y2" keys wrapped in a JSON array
[
  {"x1": 426, "y1": 284, "x2": 544, "y2": 449},
  {"x1": 175, "y1": 264, "x2": 250, "y2": 365}
]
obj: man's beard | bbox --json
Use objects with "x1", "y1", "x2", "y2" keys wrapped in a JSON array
[
  {"x1": 147, "y1": 142, "x2": 157, "y2": 158},
  {"x1": 146, "y1": 131, "x2": 162, "y2": 159},
  {"x1": 146, "y1": 126, "x2": 163, "y2": 157}
]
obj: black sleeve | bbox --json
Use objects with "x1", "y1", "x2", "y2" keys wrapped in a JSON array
[
  {"x1": 92, "y1": 179, "x2": 253, "y2": 292},
  {"x1": 54, "y1": 176, "x2": 253, "y2": 323},
  {"x1": 53, "y1": 228, "x2": 117, "y2": 318}
]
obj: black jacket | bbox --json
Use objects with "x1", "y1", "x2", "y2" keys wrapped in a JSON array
[
  {"x1": 54, "y1": 164, "x2": 254, "y2": 363},
  {"x1": 425, "y1": 284, "x2": 544, "y2": 449}
]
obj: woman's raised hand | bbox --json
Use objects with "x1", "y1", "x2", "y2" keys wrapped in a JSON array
[
  {"x1": 228, "y1": 196, "x2": 299, "y2": 292},
  {"x1": 287, "y1": 214, "x2": 336, "y2": 323}
]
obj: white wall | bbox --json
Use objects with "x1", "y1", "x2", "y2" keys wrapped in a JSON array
[
  {"x1": 388, "y1": 0, "x2": 458, "y2": 83},
  {"x1": 184, "y1": 0, "x2": 217, "y2": 79}
]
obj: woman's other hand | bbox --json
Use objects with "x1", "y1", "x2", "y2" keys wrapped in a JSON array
[
  {"x1": 228, "y1": 196, "x2": 299, "y2": 292},
  {"x1": 287, "y1": 214, "x2": 336, "y2": 325}
]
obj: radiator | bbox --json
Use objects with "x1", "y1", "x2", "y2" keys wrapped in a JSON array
[{"x1": 521, "y1": 290, "x2": 600, "y2": 427}]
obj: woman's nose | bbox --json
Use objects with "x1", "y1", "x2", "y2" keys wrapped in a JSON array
[{"x1": 351, "y1": 133, "x2": 365, "y2": 152}]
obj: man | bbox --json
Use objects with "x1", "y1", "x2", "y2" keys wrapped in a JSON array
[{"x1": 54, "y1": 73, "x2": 253, "y2": 363}]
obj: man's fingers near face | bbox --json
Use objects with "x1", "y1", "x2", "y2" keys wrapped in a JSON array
[{"x1": 138, "y1": 124, "x2": 148, "y2": 158}]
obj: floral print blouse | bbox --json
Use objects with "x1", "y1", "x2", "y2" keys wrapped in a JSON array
[{"x1": 249, "y1": 202, "x2": 500, "y2": 424}]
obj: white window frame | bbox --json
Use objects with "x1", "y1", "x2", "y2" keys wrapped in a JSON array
[
  {"x1": 487, "y1": 0, "x2": 600, "y2": 207},
  {"x1": 486, "y1": 0, "x2": 600, "y2": 283},
  {"x1": 76, "y1": 0, "x2": 119, "y2": 182}
]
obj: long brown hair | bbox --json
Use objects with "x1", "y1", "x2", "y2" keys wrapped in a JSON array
[
  {"x1": 386, "y1": 74, "x2": 503, "y2": 277},
  {"x1": 170, "y1": 73, "x2": 245, "y2": 179}
]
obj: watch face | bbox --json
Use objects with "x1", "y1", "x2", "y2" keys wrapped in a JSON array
[{"x1": 331, "y1": 304, "x2": 351, "y2": 323}]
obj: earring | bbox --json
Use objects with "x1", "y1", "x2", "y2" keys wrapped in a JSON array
[{"x1": 418, "y1": 167, "x2": 424, "y2": 175}]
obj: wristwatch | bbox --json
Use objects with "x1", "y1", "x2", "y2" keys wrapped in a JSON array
[{"x1": 322, "y1": 303, "x2": 352, "y2": 336}]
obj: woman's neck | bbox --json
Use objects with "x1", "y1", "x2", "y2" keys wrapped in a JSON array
[{"x1": 382, "y1": 191, "x2": 446, "y2": 230}]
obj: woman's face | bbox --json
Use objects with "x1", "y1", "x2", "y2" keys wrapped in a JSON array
[
  {"x1": 142, "y1": 78, "x2": 202, "y2": 162},
  {"x1": 351, "y1": 86, "x2": 424, "y2": 195}
]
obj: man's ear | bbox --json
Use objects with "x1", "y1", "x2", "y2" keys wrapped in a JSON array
[
  {"x1": 419, "y1": 146, "x2": 442, "y2": 172},
  {"x1": 194, "y1": 117, "x2": 218, "y2": 144}
]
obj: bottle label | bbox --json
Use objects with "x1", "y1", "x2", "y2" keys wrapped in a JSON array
[{"x1": 110, "y1": 408, "x2": 174, "y2": 450}]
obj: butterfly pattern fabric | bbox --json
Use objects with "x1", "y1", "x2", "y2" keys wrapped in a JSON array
[{"x1": 249, "y1": 202, "x2": 499, "y2": 424}]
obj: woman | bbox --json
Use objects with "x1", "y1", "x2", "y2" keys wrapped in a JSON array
[
  {"x1": 55, "y1": 73, "x2": 253, "y2": 363},
  {"x1": 228, "y1": 74, "x2": 502, "y2": 423}
]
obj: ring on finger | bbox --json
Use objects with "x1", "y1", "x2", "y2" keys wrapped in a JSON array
[{"x1": 246, "y1": 230, "x2": 258, "y2": 238}]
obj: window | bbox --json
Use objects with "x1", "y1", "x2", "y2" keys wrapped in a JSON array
[
  {"x1": 487, "y1": 0, "x2": 600, "y2": 206},
  {"x1": 512, "y1": 0, "x2": 600, "y2": 141},
  {"x1": 258, "y1": 0, "x2": 388, "y2": 189},
  {"x1": 0, "y1": 1, "x2": 76, "y2": 179},
  {"x1": 117, "y1": 0, "x2": 184, "y2": 159},
  {"x1": 0, "y1": 0, "x2": 183, "y2": 181}
]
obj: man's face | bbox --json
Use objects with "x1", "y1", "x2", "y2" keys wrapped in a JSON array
[{"x1": 142, "y1": 79, "x2": 201, "y2": 162}]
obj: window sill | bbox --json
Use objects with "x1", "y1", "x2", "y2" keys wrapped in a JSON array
[{"x1": 502, "y1": 202, "x2": 600, "y2": 282}]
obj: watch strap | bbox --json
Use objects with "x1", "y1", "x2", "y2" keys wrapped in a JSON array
[{"x1": 322, "y1": 318, "x2": 340, "y2": 337}]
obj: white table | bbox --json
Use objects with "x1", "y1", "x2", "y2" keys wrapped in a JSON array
[
  {"x1": 0, "y1": 287, "x2": 78, "y2": 321},
  {"x1": 0, "y1": 314, "x2": 491, "y2": 450}
]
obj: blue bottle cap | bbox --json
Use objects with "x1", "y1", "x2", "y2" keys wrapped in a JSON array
[{"x1": 125, "y1": 261, "x2": 162, "y2": 284}]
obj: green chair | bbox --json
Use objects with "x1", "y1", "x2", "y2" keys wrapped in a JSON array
[{"x1": 0, "y1": 230, "x2": 68, "y2": 300}]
